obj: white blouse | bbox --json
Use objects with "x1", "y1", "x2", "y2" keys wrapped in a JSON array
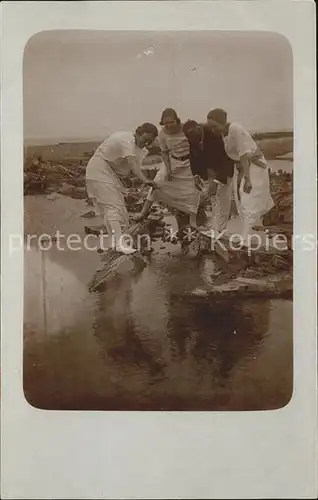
[{"x1": 223, "y1": 122, "x2": 266, "y2": 166}]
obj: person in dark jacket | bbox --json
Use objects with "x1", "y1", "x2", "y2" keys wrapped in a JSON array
[{"x1": 183, "y1": 120, "x2": 235, "y2": 233}]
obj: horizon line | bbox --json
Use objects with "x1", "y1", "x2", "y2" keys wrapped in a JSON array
[{"x1": 24, "y1": 128, "x2": 294, "y2": 146}]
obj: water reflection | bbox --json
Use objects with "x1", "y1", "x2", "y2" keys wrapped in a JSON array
[
  {"x1": 191, "y1": 301, "x2": 269, "y2": 380},
  {"x1": 23, "y1": 240, "x2": 292, "y2": 411},
  {"x1": 24, "y1": 245, "x2": 96, "y2": 338},
  {"x1": 93, "y1": 272, "x2": 166, "y2": 378}
]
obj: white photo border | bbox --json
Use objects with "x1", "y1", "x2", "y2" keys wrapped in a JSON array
[{"x1": 1, "y1": 1, "x2": 317, "y2": 498}]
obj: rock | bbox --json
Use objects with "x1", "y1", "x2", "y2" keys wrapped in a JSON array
[
  {"x1": 58, "y1": 183, "x2": 87, "y2": 199},
  {"x1": 186, "y1": 239, "x2": 201, "y2": 258},
  {"x1": 151, "y1": 230, "x2": 165, "y2": 238},
  {"x1": 264, "y1": 172, "x2": 293, "y2": 228},
  {"x1": 66, "y1": 177, "x2": 86, "y2": 187},
  {"x1": 46, "y1": 192, "x2": 60, "y2": 201},
  {"x1": 45, "y1": 185, "x2": 60, "y2": 193},
  {"x1": 270, "y1": 254, "x2": 291, "y2": 270},
  {"x1": 211, "y1": 282, "x2": 241, "y2": 293},
  {"x1": 191, "y1": 288, "x2": 208, "y2": 297},
  {"x1": 57, "y1": 183, "x2": 73, "y2": 195},
  {"x1": 71, "y1": 187, "x2": 87, "y2": 199},
  {"x1": 77, "y1": 165, "x2": 87, "y2": 174},
  {"x1": 86, "y1": 197, "x2": 94, "y2": 206},
  {"x1": 235, "y1": 276, "x2": 269, "y2": 287},
  {"x1": 85, "y1": 224, "x2": 106, "y2": 235},
  {"x1": 81, "y1": 210, "x2": 97, "y2": 219},
  {"x1": 238, "y1": 267, "x2": 264, "y2": 278},
  {"x1": 24, "y1": 180, "x2": 46, "y2": 194}
]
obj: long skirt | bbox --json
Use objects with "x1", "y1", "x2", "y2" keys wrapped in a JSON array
[
  {"x1": 86, "y1": 156, "x2": 129, "y2": 231},
  {"x1": 148, "y1": 160, "x2": 200, "y2": 215},
  {"x1": 233, "y1": 163, "x2": 274, "y2": 242}
]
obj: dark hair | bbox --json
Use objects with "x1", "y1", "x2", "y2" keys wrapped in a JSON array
[
  {"x1": 135, "y1": 122, "x2": 158, "y2": 138},
  {"x1": 160, "y1": 108, "x2": 181, "y2": 126},
  {"x1": 183, "y1": 119, "x2": 199, "y2": 136},
  {"x1": 207, "y1": 108, "x2": 227, "y2": 124}
]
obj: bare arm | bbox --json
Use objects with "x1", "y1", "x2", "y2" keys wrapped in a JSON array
[
  {"x1": 239, "y1": 154, "x2": 252, "y2": 193},
  {"x1": 134, "y1": 187, "x2": 155, "y2": 222},
  {"x1": 126, "y1": 156, "x2": 156, "y2": 187},
  {"x1": 239, "y1": 154, "x2": 251, "y2": 179},
  {"x1": 232, "y1": 123, "x2": 253, "y2": 191},
  {"x1": 134, "y1": 199, "x2": 153, "y2": 221}
]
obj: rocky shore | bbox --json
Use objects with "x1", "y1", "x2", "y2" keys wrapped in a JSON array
[
  {"x1": 24, "y1": 151, "x2": 293, "y2": 223},
  {"x1": 24, "y1": 135, "x2": 293, "y2": 293}
]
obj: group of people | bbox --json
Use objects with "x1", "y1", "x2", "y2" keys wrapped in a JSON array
[{"x1": 85, "y1": 107, "x2": 274, "y2": 254}]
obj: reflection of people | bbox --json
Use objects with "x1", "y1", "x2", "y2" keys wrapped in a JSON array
[
  {"x1": 160, "y1": 257, "x2": 208, "y2": 359},
  {"x1": 207, "y1": 109, "x2": 274, "y2": 243},
  {"x1": 135, "y1": 109, "x2": 200, "y2": 229},
  {"x1": 192, "y1": 299, "x2": 270, "y2": 381},
  {"x1": 85, "y1": 123, "x2": 158, "y2": 254},
  {"x1": 93, "y1": 273, "x2": 165, "y2": 377},
  {"x1": 183, "y1": 120, "x2": 235, "y2": 232}
]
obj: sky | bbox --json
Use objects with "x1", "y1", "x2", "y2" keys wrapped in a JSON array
[{"x1": 23, "y1": 30, "x2": 293, "y2": 143}]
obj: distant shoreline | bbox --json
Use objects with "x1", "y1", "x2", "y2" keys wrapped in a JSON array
[{"x1": 24, "y1": 130, "x2": 293, "y2": 147}]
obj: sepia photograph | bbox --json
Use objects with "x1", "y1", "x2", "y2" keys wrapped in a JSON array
[
  {"x1": 22, "y1": 29, "x2": 294, "y2": 411},
  {"x1": 2, "y1": 0, "x2": 317, "y2": 498}
]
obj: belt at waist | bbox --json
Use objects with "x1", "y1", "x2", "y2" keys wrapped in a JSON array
[{"x1": 170, "y1": 153, "x2": 190, "y2": 162}]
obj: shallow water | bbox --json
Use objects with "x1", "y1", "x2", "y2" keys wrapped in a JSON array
[
  {"x1": 23, "y1": 157, "x2": 293, "y2": 411},
  {"x1": 268, "y1": 158, "x2": 293, "y2": 173},
  {"x1": 24, "y1": 227, "x2": 293, "y2": 411}
]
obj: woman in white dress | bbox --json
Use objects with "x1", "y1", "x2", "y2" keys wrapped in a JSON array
[
  {"x1": 135, "y1": 108, "x2": 201, "y2": 229},
  {"x1": 207, "y1": 108, "x2": 274, "y2": 244},
  {"x1": 85, "y1": 123, "x2": 158, "y2": 254}
]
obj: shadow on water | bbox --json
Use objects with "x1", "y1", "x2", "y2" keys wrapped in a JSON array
[{"x1": 23, "y1": 238, "x2": 293, "y2": 411}]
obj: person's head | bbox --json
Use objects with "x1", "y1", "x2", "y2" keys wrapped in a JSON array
[
  {"x1": 207, "y1": 108, "x2": 228, "y2": 135},
  {"x1": 183, "y1": 120, "x2": 203, "y2": 146},
  {"x1": 160, "y1": 108, "x2": 181, "y2": 133},
  {"x1": 135, "y1": 122, "x2": 158, "y2": 148}
]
